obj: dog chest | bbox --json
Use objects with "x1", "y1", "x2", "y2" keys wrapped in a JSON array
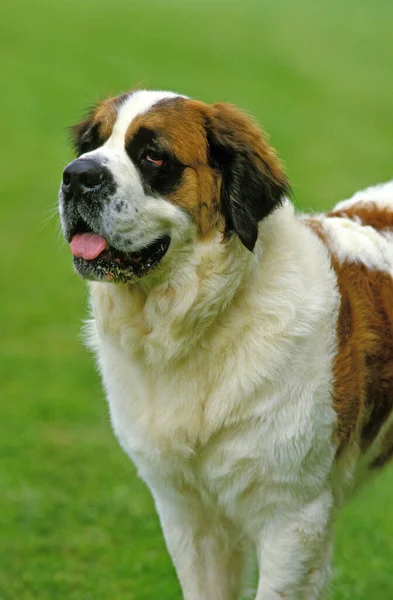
[{"x1": 98, "y1": 337, "x2": 336, "y2": 523}]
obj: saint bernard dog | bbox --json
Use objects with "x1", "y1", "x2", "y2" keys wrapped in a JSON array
[{"x1": 59, "y1": 89, "x2": 393, "y2": 600}]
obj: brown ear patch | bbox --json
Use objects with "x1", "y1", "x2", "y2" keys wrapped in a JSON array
[
  {"x1": 70, "y1": 93, "x2": 129, "y2": 155},
  {"x1": 205, "y1": 102, "x2": 289, "y2": 250},
  {"x1": 92, "y1": 95, "x2": 128, "y2": 138},
  {"x1": 208, "y1": 102, "x2": 287, "y2": 188}
]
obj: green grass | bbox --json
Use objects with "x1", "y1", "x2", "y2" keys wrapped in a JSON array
[{"x1": 1, "y1": 0, "x2": 393, "y2": 597}]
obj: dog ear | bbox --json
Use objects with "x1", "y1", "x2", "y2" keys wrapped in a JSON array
[
  {"x1": 68, "y1": 112, "x2": 99, "y2": 158},
  {"x1": 69, "y1": 94, "x2": 131, "y2": 157},
  {"x1": 68, "y1": 101, "x2": 108, "y2": 157},
  {"x1": 206, "y1": 103, "x2": 290, "y2": 251}
]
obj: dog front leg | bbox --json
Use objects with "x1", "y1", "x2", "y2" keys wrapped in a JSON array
[
  {"x1": 253, "y1": 491, "x2": 333, "y2": 600},
  {"x1": 152, "y1": 488, "x2": 247, "y2": 600}
]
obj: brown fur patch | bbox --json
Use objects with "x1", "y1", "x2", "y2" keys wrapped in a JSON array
[
  {"x1": 71, "y1": 94, "x2": 129, "y2": 149},
  {"x1": 305, "y1": 216, "x2": 393, "y2": 457},
  {"x1": 91, "y1": 96, "x2": 124, "y2": 139},
  {"x1": 329, "y1": 202, "x2": 393, "y2": 231},
  {"x1": 126, "y1": 98, "x2": 209, "y2": 165},
  {"x1": 332, "y1": 262, "x2": 393, "y2": 452}
]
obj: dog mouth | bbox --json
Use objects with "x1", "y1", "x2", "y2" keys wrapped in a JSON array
[{"x1": 68, "y1": 219, "x2": 171, "y2": 283}]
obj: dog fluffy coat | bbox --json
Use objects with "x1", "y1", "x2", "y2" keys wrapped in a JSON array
[{"x1": 59, "y1": 90, "x2": 393, "y2": 600}]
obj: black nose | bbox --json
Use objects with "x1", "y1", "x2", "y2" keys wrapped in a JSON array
[{"x1": 62, "y1": 159, "x2": 106, "y2": 196}]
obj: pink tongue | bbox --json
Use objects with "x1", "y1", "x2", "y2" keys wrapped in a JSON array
[{"x1": 70, "y1": 233, "x2": 107, "y2": 260}]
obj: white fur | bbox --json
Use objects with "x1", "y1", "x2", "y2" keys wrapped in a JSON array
[
  {"x1": 321, "y1": 216, "x2": 393, "y2": 272},
  {"x1": 109, "y1": 90, "x2": 184, "y2": 146},
  {"x1": 300, "y1": 182, "x2": 393, "y2": 275}
]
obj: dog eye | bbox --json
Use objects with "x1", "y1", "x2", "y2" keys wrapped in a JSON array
[{"x1": 145, "y1": 152, "x2": 164, "y2": 167}]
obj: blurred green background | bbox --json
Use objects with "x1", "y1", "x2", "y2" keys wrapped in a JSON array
[{"x1": 1, "y1": 0, "x2": 393, "y2": 598}]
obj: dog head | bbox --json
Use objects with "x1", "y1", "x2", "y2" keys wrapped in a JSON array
[{"x1": 59, "y1": 90, "x2": 289, "y2": 283}]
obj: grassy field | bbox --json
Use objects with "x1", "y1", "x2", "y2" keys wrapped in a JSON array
[{"x1": 1, "y1": 0, "x2": 393, "y2": 598}]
